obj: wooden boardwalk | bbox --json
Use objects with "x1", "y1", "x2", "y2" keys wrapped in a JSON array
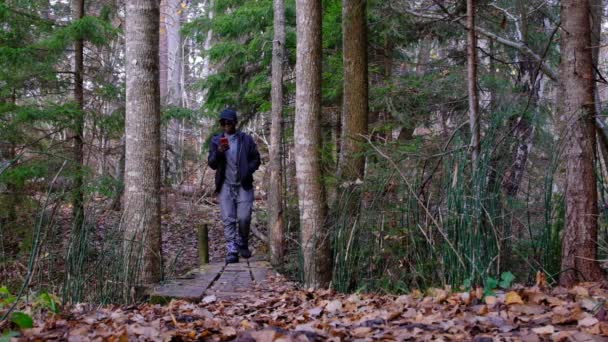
[{"x1": 149, "y1": 259, "x2": 271, "y2": 303}]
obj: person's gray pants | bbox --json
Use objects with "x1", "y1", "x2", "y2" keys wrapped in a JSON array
[{"x1": 218, "y1": 183, "x2": 254, "y2": 255}]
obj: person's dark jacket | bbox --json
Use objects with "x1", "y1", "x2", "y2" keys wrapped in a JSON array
[{"x1": 207, "y1": 131, "x2": 261, "y2": 193}]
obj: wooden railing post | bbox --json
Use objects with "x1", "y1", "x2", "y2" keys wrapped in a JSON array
[{"x1": 198, "y1": 223, "x2": 209, "y2": 265}]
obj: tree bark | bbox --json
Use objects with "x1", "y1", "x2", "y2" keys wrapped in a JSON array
[
  {"x1": 467, "y1": 0, "x2": 480, "y2": 166},
  {"x1": 338, "y1": 0, "x2": 368, "y2": 183},
  {"x1": 269, "y1": 0, "x2": 286, "y2": 266},
  {"x1": 559, "y1": 0, "x2": 604, "y2": 287},
  {"x1": 124, "y1": 0, "x2": 163, "y2": 285},
  {"x1": 72, "y1": 0, "x2": 85, "y2": 229},
  {"x1": 295, "y1": 0, "x2": 331, "y2": 288}
]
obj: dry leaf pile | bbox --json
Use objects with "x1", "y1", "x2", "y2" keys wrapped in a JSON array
[{"x1": 9, "y1": 275, "x2": 608, "y2": 341}]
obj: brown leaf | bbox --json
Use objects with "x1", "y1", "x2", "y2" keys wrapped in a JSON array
[
  {"x1": 250, "y1": 329, "x2": 280, "y2": 341},
  {"x1": 578, "y1": 316, "x2": 599, "y2": 328},
  {"x1": 535, "y1": 271, "x2": 547, "y2": 289},
  {"x1": 532, "y1": 325, "x2": 555, "y2": 335},
  {"x1": 220, "y1": 326, "x2": 237, "y2": 340},
  {"x1": 325, "y1": 300, "x2": 342, "y2": 314},
  {"x1": 307, "y1": 307, "x2": 323, "y2": 318},
  {"x1": 485, "y1": 296, "x2": 497, "y2": 306},
  {"x1": 352, "y1": 327, "x2": 373, "y2": 338},
  {"x1": 510, "y1": 304, "x2": 546, "y2": 315},
  {"x1": 570, "y1": 286, "x2": 590, "y2": 297}
]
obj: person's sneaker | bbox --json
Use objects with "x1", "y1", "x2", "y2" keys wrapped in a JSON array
[
  {"x1": 238, "y1": 246, "x2": 252, "y2": 259},
  {"x1": 225, "y1": 253, "x2": 239, "y2": 264}
]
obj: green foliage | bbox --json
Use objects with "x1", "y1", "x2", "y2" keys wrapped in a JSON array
[
  {"x1": 187, "y1": 0, "x2": 296, "y2": 114},
  {"x1": 34, "y1": 292, "x2": 60, "y2": 314},
  {"x1": 10, "y1": 312, "x2": 33, "y2": 329},
  {"x1": 499, "y1": 272, "x2": 515, "y2": 289},
  {"x1": 162, "y1": 106, "x2": 198, "y2": 124},
  {"x1": 0, "y1": 286, "x2": 16, "y2": 308},
  {"x1": 0, "y1": 331, "x2": 20, "y2": 342}
]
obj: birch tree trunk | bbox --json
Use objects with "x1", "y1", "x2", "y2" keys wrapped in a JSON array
[
  {"x1": 467, "y1": 0, "x2": 480, "y2": 166},
  {"x1": 338, "y1": 0, "x2": 368, "y2": 184},
  {"x1": 160, "y1": 0, "x2": 183, "y2": 183},
  {"x1": 269, "y1": 0, "x2": 285, "y2": 266},
  {"x1": 295, "y1": 0, "x2": 331, "y2": 288},
  {"x1": 559, "y1": 0, "x2": 604, "y2": 287},
  {"x1": 124, "y1": 0, "x2": 163, "y2": 285}
]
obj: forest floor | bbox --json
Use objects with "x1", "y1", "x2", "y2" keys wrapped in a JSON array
[
  {"x1": 3, "y1": 177, "x2": 608, "y2": 340},
  {"x1": 7, "y1": 277, "x2": 608, "y2": 341}
]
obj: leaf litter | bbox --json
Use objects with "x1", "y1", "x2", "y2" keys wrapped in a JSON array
[{"x1": 7, "y1": 276, "x2": 608, "y2": 341}]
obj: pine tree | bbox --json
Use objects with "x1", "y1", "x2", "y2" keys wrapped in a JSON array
[{"x1": 559, "y1": 0, "x2": 604, "y2": 286}]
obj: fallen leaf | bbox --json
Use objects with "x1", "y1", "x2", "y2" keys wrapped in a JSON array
[
  {"x1": 307, "y1": 307, "x2": 323, "y2": 318},
  {"x1": 505, "y1": 291, "x2": 524, "y2": 305},
  {"x1": 532, "y1": 325, "x2": 554, "y2": 335},
  {"x1": 220, "y1": 326, "x2": 236, "y2": 339},
  {"x1": 202, "y1": 295, "x2": 217, "y2": 304},
  {"x1": 325, "y1": 299, "x2": 342, "y2": 314},
  {"x1": 250, "y1": 329, "x2": 279, "y2": 341},
  {"x1": 578, "y1": 316, "x2": 599, "y2": 327},
  {"x1": 570, "y1": 286, "x2": 590, "y2": 297},
  {"x1": 352, "y1": 326, "x2": 373, "y2": 338},
  {"x1": 510, "y1": 304, "x2": 546, "y2": 315},
  {"x1": 485, "y1": 296, "x2": 497, "y2": 305}
]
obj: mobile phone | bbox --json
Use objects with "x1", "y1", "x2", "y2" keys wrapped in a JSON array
[{"x1": 220, "y1": 136, "x2": 229, "y2": 146}]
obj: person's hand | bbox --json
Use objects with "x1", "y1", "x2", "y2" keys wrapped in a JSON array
[{"x1": 218, "y1": 143, "x2": 229, "y2": 153}]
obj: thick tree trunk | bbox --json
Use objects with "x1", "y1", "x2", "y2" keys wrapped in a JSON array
[
  {"x1": 467, "y1": 0, "x2": 480, "y2": 166},
  {"x1": 269, "y1": 0, "x2": 286, "y2": 266},
  {"x1": 124, "y1": 0, "x2": 163, "y2": 285},
  {"x1": 559, "y1": 0, "x2": 604, "y2": 287},
  {"x1": 337, "y1": 0, "x2": 368, "y2": 183},
  {"x1": 72, "y1": 0, "x2": 85, "y2": 229},
  {"x1": 295, "y1": 0, "x2": 331, "y2": 288}
]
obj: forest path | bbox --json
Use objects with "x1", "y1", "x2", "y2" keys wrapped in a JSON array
[{"x1": 150, "y1": 258, "x2": 271, "y2": 303}]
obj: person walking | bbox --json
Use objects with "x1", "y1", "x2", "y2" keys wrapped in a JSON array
[{"x1": 208, "y1": 109, "x2": 261, "y2": 263}]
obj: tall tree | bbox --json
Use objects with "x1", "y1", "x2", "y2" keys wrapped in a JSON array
[
  {"x1": 72, "y1": 0, "x2": 85, "y2": 229},
  {"x1": 295, "y1": 0, "x2": 331, "y2": 288},
  {"x1": 337, "y1": 0, "x2": 368, "y2": 184},
  {"x1": 269, "y1": 0, "x2": 286, "y2": 266},
  {"x1": 124, "y1": 0, "x2": 163, "y2": 284},
  {"x1": 559, "y1": 0, "x2": 604, "y2": 287},
  {"x1": 466, "y1": 0, "x2": 480, "y2": 165}
]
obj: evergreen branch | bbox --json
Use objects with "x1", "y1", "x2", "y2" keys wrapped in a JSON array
[{"x1": 396, "y1": 2, "x2": 559, "y2": 82}]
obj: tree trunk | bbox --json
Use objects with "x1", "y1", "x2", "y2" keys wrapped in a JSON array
[
  {"x1": 559, "y1": 0, "x2": 604, "y2": 287},
  {"x1": 124, "y1": 0, "x2": 163, "y2": 285},
  {"x1": 72, "y1": 0, "x2": 85, "y2": 229},
  {"x1": 160, "y1": 0, "x2": 183, "y2": 183},
  {"x1": 337, "y1": 0, "x2": 368, "y2": 184},
  {"x1": 501, "y1": 0, "x2": 539, "y2": 198},
  {"x1": 467, "y1": 0, "x2": 480, "y2": 166},
  {"x1": 269, "y1": 0, "x2": 285, "y2": 266},
  {"x1": 295, "y1": 0, "x2": 331, "y2": 288}
]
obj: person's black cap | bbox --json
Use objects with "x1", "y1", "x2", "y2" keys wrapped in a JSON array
[{"x1": 219, "y1": 109, "x2": 238, "y2": 122}]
